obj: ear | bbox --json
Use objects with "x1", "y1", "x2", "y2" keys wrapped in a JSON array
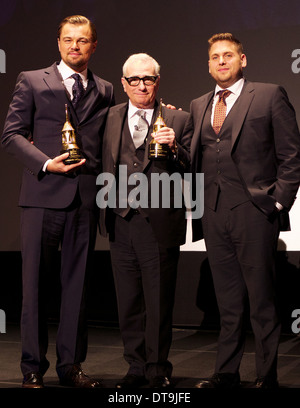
[
  {"x1": 92, "y1": 40, "x2": 98, "y2": 54},
  {"x1": 155, "y1": 75, "x2": 161, "y2": 89},
  {"x1": 121, "y1": 77, "x2": 127, "y2": 92},
  {"x1": 241, "y1": 53, "x2": 247, "y2": 68}
]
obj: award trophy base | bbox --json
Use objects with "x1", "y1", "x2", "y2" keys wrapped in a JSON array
[
  {"x1": 148, "y1": 142, "x2": 169, "y2": 160},
  {"x1": 61, "y1": 147, "x2": 82, "y2": 165}
]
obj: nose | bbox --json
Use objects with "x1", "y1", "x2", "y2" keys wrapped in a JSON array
[
  {"x1": 70, "y1": 40, "x2": 79, "y2": 49},
  {"x1": 219, "y1": 56, "x2": 225, "y2": 65},
  {"x1": 138, "y1": 81, "x2": 146, "y2": 90}
]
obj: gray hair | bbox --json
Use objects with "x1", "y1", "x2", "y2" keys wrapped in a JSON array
[{"x1": 122, "y1": 53, "x2": 160, "y2": 77}]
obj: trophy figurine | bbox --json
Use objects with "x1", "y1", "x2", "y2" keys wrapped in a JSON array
[
  {"x1": 148, "y1": 98, "x2": 169, "y2": 160},
  {"x1": 61, "y1": 104, "x2": 82, "y2": 164}
]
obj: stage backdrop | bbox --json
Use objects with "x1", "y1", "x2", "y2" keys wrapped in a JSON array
[{"x1": 1, "y1": 0, "x2": 300, "y2": 330}]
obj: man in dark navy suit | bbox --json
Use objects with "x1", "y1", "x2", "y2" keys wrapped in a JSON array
[{"x1": 1, "y1": 15, "x2": 114, "y2": 388}]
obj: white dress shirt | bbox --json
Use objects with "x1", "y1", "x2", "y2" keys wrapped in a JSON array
[
  {"x1": 57, "y1": 59, "x2": 88, "y2": 99},
  {"x1": 211, "y1": 77, "x2": 244, "y2": 126}
]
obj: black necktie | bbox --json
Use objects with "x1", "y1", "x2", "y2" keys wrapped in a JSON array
[{"x1": 71, "y1": 73, "x2": 84, "y2": 108}]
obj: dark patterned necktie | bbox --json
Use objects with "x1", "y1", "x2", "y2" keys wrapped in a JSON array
[
  {"x1": 132, "y1": 110, "x2": 148, "y2": 148},
  {"x1": 71, "y1": 73, "x2": 84, "y2": 108},
  {"x1": 212, "y1": 89, "x2": 231, "y2": 134}
]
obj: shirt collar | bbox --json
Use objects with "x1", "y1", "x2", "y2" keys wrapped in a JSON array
[
  {"x1": 215, "y1": 77, "x2": 245, "y2": 96},
  {"x1": 128, "y1": 100, "x2": 154, "y2": 120},
  {"x1": 57, "y1": 60, "x2": 88, "y2": 82}
]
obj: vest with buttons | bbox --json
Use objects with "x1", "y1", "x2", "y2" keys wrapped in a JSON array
[
  {"x1": 114, "y1": 115, "x2": 148, "y2": 217},
  {"x1": 201, "y1": 98, "x2": 249, "y2": 210}
]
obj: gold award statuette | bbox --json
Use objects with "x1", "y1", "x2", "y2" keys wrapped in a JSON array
[
  {"x1": 148, "y1": 98, "x2": 169, "y2": 160},
  {"x1": 61, "y1": 104, "x2": 82, "y2": 164}
]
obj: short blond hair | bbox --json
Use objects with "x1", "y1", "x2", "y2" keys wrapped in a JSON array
[{"x1": 57, "y1": 15, "x2": 97, "y2": 42}]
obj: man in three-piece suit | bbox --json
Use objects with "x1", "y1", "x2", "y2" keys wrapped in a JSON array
[
  {"x1": 190, "y1": 33, "x2": 300, "y2": 389},
  {"x1": 1, "y1": 15, "x2": 114, "y2": 388},
  {"x1": 99, "y1": 53, "x2": 192, "y2": 388}
]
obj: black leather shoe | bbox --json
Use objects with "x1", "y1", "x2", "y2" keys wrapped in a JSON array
[
  {"x1": 149, "y1": 376, "x2": 171, "y2": 388},
  {"x1": 195, "y1": 373, "x2": 241, "y2": 389},
  {"x1": 59, "y1": 365, "x2": 102, "y2": 388},
  {"x1": 254, "y1": 377, "x2": 279, "y2": 389},
  {"x1": 22, "y1": 372, "x2": 44, "y2": 388},
  {"x1": 116, "y1": 374, "x2": 147, "y2": 388}
]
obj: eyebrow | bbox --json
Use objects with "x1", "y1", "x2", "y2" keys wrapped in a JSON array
[
  {"x1": 210, "y1": 51, "x2": 233, "y2": 57},
  {"x1": 62, "y1": 36, "x2": 90, "y2": 40}
]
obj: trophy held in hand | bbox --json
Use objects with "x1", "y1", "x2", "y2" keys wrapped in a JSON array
[
  {"x1": 148, "y1": 98, "x2": 169, "y2": 160},
  {"x1": 61, "y1": 104, "x2": 82, "y2": 164}
]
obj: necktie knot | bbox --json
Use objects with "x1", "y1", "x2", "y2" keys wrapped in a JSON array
[
  {"x1": 71, "y1": 73, "x2": 84, "y2": 108},
  {"x1": 136, "y1": 109, "x2": 146, "y2": 119},
  {"x1": 218, "y1": 89, "x2": 231, "y2": 103}
]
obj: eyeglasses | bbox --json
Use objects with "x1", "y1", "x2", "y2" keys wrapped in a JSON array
[{"x1": 124, "y1": 76, "x2": 158, "y2": 86}]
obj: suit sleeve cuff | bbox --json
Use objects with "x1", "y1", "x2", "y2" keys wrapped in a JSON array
[{"x1": 43, "y1": 159, "x2": 51, "y2": 172}]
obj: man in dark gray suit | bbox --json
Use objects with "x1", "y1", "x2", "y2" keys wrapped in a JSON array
[
  {"x1": 190, "y1": 33, "x2": 300, "y2": 389},
  {"x1": 99, "y1": 53, "x2": 192, "y2": 388},
  {"x1": 1, "y1": 15, "x2": 114, "y2": 388}
]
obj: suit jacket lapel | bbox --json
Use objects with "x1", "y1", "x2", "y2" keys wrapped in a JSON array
[
  {"x1": 190, "y1": 91, "x2": 214, "y2": 165},
  {"x1": 111, "y1": 103, "x2": 128, "y2": 167},
  {"x1": 231, "y1": 81, "x2": 255, "y2": 148},
  {"x1": 42, "y1": 63, "x2": 79, "y2": 128},
  {"x1": 161, "y1": 106, "x2": 174, "y2": 128},
  {"x1": 84, "y1": 70, "x2": 97, "y2": 99},
  {"x1": 77, "y1": 70, "x2": 97, "y2": 123},
  {"x1": 43, "y1": 62, "x2": 71, "y2": 105}
]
